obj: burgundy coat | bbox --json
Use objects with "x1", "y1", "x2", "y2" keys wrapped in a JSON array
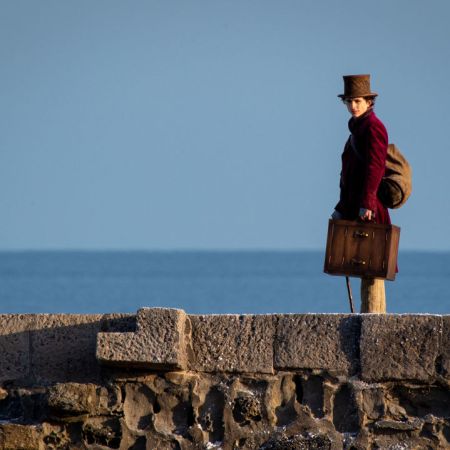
[{"x1": 335, "y1": 109, "x2": 391, "y2": 225}]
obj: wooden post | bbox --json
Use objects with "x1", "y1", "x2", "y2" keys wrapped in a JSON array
[{"x1": 360, "y1": 278, "x2": 386, "y2": 313}]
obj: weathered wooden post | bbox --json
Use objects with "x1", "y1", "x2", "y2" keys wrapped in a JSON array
[{"x1": 360, "y1": 278, "x2": 386, "y2": 313}]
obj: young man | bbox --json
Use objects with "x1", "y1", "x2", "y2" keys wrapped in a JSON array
[{"x1": 332, "y1": 74, "x2": 389, "y2": 313}]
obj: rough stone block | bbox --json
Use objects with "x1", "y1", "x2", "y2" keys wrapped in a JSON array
[
  {"x1": 31, "y1": 314, "x2": 103, "y2": 385},
  {"x1": 46, "y1": 381, "x2": 122, "y2": 419},
  {"x1": 96, "y1": 308, "x2": 188, "y2": 370},
  {"x1": 360, "y1": 315, "x2": 441, "y2": 382},
  {"x1": 274, "y1": 314, "x2": 360, "y2": 375},
  {"x1": 47, "y1": 382, "x2": 99, "y2": 417},
  {"x1": 0, "y1": 314, "x2": 35, "y2": 383},
  {"x1": 439, "y1": 315, "x2": 450, "y2": 379},
  {"x1": 190, "y1": 314, "x2": 275, "y2": 373},
  {"x1": 0, "y1": 424, "x2": 40, "y2": 450}
]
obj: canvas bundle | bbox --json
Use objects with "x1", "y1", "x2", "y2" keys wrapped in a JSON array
[
  {"x1": 349, "y1": 136, "x2": 412, "y2": 209},
  {"x1": 378, "y1": 143, "x2": 412, "y2": 209}
]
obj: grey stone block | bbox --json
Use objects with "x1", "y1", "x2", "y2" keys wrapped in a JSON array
[
  {"x1": 96, "y1": 308, "x2": 188, "y2": 370},
  {"x1": 439, "y1": 315, "x2": 450, "y2": 379},
  {"x1": 190, "y1": 314, "x2": 275, "y2": 373},
  {"x1": 0, "y1": 315, "x2": 34, "y2": 383},
  {"x1": 360, "y1": 315, "x2": 441, "y2": 382},
  {"x1": 31, "y1": 314, "x2": 103, "y2": 384},
  {"x1": 274, "y1": 314, "x2": 360, "y2": 375}
]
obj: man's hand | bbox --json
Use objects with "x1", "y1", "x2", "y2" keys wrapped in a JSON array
[{"x1": 359, "y1": 208, "x2": 373, "y2": 221}]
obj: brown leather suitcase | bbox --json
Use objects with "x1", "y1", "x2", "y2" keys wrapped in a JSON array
[{"x1": 324, "y1": 219, "x2": 400, "y2": 280}]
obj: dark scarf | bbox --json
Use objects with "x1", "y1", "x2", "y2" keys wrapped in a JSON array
[{"x1": 348, "y1": 108, "x2": 374, "y2": 134}]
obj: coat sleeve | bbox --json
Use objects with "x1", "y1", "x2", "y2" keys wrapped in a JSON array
[
  {"x1": 361, "y1": 120, "x2": 388, "y2": 212},
  {"x1": 335, "y1": 170, "x2": 347, "y2": 214},
  {"x1": 334, "y1": 138, "x2": 351, "y2": 215}
]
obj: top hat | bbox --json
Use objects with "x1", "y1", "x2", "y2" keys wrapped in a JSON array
[{"x1": 338, "y1": 74, "x2": 378, "y2": 99}]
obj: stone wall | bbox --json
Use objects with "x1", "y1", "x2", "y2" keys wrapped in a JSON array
[{"x1": 0, "y1": 308, "x2": 449, "y2": 449}]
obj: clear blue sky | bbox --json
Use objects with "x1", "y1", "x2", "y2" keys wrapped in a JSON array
[{"x1": 1, "y1": 0, "x2": 449, "y2": 250}]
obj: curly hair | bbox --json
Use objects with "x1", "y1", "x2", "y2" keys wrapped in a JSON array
[{"x1": 341, "y1": 96, "x2": 377, "y2": 106}]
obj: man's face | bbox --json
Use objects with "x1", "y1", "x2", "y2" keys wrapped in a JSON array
[{"x1": 344, "y1": 97, "x2": 371, "y2": 118}]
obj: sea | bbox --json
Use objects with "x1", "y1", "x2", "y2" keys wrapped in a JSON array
[{"x1": 0, "y1": 251, "x2": 449, "y2": 315}]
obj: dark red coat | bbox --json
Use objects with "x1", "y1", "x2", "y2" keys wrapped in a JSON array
[{"x1": 335, "y1": 109, "x2": 390, "y2": 225}]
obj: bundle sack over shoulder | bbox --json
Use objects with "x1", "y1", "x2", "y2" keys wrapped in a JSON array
[
  {"x1": 349, "y1": 136, "x2": 412, "y2": 209},
  {"x1": 378, "y1": 143, "x2": 412, "y2": 209}
]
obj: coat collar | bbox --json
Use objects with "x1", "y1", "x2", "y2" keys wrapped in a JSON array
[{"x1": 348, "y1": 108, "x2": 374, "y2": 134}]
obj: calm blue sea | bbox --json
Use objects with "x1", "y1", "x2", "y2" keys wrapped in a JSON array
[{"x1": 0, "y1": 251, "x2": 448, "y2": 315}]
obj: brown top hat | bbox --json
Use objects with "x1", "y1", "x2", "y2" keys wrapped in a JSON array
[{"x1": 338, "y1": 74, "x2": 378, "y2": 99}]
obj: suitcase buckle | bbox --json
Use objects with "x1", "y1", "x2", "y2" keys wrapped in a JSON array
[{"x1": 354, "y1": 230, "x2": 369, "y2": 238}]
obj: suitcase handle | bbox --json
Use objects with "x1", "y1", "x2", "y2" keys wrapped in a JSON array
[{"x1": 351, "y1": 258, "x2": 366, "y2": 266}]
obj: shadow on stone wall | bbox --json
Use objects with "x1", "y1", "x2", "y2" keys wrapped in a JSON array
[{"x1": 0, "y1": 314, "x2": 136, "y2": 387}]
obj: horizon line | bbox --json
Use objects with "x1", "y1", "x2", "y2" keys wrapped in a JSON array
[{"x1": 0, "y1": 247, "x2": 449, "y2": 254}]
